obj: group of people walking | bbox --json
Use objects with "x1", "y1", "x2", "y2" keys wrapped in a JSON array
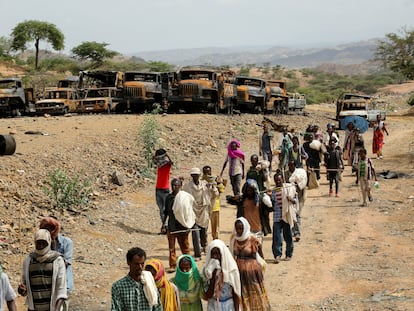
[
  {"x1": 111, "y1": 221, "x2": 270, "y2": 311},
  {"x1": 110, "y1": 115, "x2": 385, "y2": 311},
  {"x1": 0, "y1": 116, "x2": 387, "y2": 311}
]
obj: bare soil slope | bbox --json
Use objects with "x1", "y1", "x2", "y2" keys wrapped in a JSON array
[{"x1": 0, "y1": 104, "x2": 413, "y2": 311}]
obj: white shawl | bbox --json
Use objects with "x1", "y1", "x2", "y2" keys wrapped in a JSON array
[
  {"x1": 281, "y1": 183, "x2": 297, "y2": 228},
  {"x1": 140, "y1": 270, "x2": 159, "y2": 307},
  {"x1": 172, "y1": 190, "x2": 196, "y2": 229},
  {"x1": 203, "y1": 239, "x2": 241, "y2": 297}
]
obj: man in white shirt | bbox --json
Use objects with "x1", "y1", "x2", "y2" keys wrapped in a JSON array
[{"x1": 0, "y1": 263, "x2": 17, "y2": 311}]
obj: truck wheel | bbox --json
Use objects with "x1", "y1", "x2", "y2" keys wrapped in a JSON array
[
  {"x1": 214, "y1": 103, "x2": 220, "y2": 114},
  {"x1": 255, "y1": 107, "x2": 262, "y2": 114}
]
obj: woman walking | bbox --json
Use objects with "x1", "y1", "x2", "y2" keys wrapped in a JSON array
[
  {"x1": 202, "y1": 239, "x2": 241, "y2": 311},
  {"x1": 171, "y1": 255, "x2": 203, "y2": 311},
  {"x1": 372, "y1": 115, "x2": 389, "y2": 159},
  {"x1": 230, "y1": 217, "x2": 270, "y2": 311}
]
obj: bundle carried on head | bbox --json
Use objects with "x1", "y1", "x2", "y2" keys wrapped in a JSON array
[{"x1": 154, "y1": 148, "x2": 169, "y2": 168}]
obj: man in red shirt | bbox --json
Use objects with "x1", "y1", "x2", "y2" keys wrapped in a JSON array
[{"x1": 153, "y1": 149, "x2": 173, "y2": 231}]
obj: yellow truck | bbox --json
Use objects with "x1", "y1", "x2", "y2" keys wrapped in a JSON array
[
  {"x1": 266, "y1": 80, "x2": 289, "y2": 114},
  {"x1": 35, "y1": 88, "x2": 80, "y2": 115},
  {"x1": 168, "y1": 67, "x2": 236, "y2": 114},
  {"x1": 120, "y1": 71, "x2": 175, "y2": 113},
  {"x1": 77, "y1": 70, "x2": 124, "y2": 113},
  {"x1": 234, "y1": 76, "x2": 267, "y2": 113}
]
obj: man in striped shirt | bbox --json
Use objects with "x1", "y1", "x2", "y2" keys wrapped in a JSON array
[
  {"x1": 270, "y1": 173, "x2": 297, "y2": 264},
  {"x1": 18, "y1": 229, "x2": 67, "y2": 311}
]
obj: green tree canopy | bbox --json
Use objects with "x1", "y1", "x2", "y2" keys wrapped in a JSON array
[
  {"x1": 10, "y1": 20, "x2": 64, "y2": 69},
  {"x1": 374, "y1": 27, "x2": 414, "y2": 80},
  {"x1": 0, "y1": 36, "x2": 12, "y2": 58},
  {"x1": 71, "y1": 41, "x2": 118, "y2": 68}
]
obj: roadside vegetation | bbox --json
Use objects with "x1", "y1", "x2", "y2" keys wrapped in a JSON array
[{"x1": 0, "y1": 21, "x2": 413, "y2": 104}]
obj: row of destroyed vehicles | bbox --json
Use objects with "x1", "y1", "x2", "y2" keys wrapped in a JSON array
[{"x1": 0, "y1": 67, "x2": 307, "y2": 117}]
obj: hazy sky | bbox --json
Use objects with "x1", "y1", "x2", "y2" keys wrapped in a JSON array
[{"x1": 1, "y1": 0, "x2": 413, "y2": 54}]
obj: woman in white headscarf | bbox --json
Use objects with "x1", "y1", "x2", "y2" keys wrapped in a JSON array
[
  {"x1": 229, "y1": 217, "x2": 270, "y2": 311},
  {"x1": 202, "y1": 239, "x2": 241, "y2": 310}
]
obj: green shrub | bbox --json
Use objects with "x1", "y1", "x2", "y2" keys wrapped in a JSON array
[
  {"x1": 43, "y1": 169, "x2": 92, "y2": 210},
  {"x1": 408, "y1": 93, "x2": 414, "y2": 106},
  {"x1": 137, "y1": 113, "x2": 160, "y2": 178},
  {"x1": 239, "y1": 66, "x2": 250, "y2": 76}
]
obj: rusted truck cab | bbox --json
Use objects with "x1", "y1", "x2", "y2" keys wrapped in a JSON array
[
  {"x1": 120, "y1": 71, "x2": 175, "y2": 113},
  {"x1": 35, "y1": 88, "x2": 80, "y2": 115},
  {"x1": 234, "y1": 76, "x2": 267, "y2": 113},
  {"x1": 336, "y1": 93, "x2": 386, "y2": 129},
  {"x1": 77, "y1": 71, "x2": 124, "y2": 113},
  {"x1": 288, "y1": 92, "x2": 306, "y2": 112},
  {"x1": 168, "y1": 68, "x2": 236, "y2": 113},
  {"x1": 77, "y1": 88, "x2": 121, "y2": 113},
  {"x1": 266, "y1": 80, "x2": 289, "y2": 114},
  {"x1": 0, "y1": 78, "x2": 32, "y2": 116}
]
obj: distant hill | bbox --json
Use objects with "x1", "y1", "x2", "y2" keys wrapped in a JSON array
[{"x1": 133, "y1": 39, "x2": 380, "y2": 72}]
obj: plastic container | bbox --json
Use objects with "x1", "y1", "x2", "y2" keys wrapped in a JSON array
[{"x1": 374, "y1": 181, "x2": 379, "y2": 189}]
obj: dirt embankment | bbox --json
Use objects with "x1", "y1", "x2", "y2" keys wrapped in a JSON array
[{"x1": 0, "y1": 99, "x2": 413, "y2": 310}]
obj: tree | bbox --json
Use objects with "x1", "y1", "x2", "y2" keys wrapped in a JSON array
[
  {"x1": 374, "y1": 27, "x2": 414, "y2": 80},
  {"x1": 0, "y1": 36, "x2": 12, "y2": 58},
  {"x1": 148, "y1": 61, "x2": 173, "y2": 72},
  {"x1": 71, "y1": 41, "x2": 118, "y2": 67},
  {"x1": 10, "y1": 20, "x2": 64, "y2": 69}
]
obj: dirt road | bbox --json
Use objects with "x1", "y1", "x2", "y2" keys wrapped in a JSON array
[{"x1": 1, "y1": 107, "x2": 413, "y2": 310}]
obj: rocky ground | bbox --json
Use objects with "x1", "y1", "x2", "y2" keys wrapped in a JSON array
[{"x1": 1, "y1": 95, "x2": 414, "y2": 310}]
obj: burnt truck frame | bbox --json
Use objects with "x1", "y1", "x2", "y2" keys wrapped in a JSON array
[
  {"x1": 288, "y1": 92, "x2": 306, "y2": 112},
  {"x1": 0, "y1": 78, "x2": 35, "y2": 116},
  {"x1": 77, "y1": 70, "x2": 124, "y2": 113},
  {"x1": 234, "y1": 76, "x2": 267, "y2": 113},
  {"x1": 35, "y1": 87, "x2": 80, "y2": 115},
  {"x1": 168, "y1": 67, "x2": 236, "y2": 114},
  {"x1": 265, "y1": 80, "x2": 289, "y2": 114},
  {"x1": 119, "y1": 71, "x2": 175, "y2": 113}
]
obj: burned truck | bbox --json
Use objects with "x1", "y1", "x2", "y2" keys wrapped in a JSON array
[
  {"x1": 265, "y1": 80, "x2": 289, "y2": 114},
  {"x1": 120, "y1": 71, "x2": 175, "y2": 113},
  {"x1": 35, "y1": 88, "x2": 80, "y2": 115},
  {"x1": 168, "y1": 68, "x2": 236, "y2": 113},
  {"x1": 234, "y1": 76, "x2": 267, "y2": 113},
  {"x1": 77, "y1": 70, "x2": 124, "y2": 113},
  {"x1": 0, "y1": 78, "x2": 35, "y2": 116}
]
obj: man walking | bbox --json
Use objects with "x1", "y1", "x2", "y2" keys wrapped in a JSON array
[
  {"x1": 39, "y1": 216, "x2": 74, "y2": 311},
  {"x1": 271, "y1": 174, "x2": 297, "y2": 263},
  {"x1": 259, "y1": 123, "x2": 274, "y2": 172},
  {"x1": 18, "y1": 229, "x2": 67, "y2": 311},
  {"x1": 0, "y1": 262, "x2": 17, "y2": 311},
  {"x1": 183, "y1": 167, "x2": 218, "y2": 259},
  {"x1": 111, "y1": 247, "x2": 162, "y2": 311},
  {"x1": 162, "y1": 178, "x2": 194, "y2": 272},
  {"x1": 153, "y1": 148, "x2": 173, "y2": 229}
]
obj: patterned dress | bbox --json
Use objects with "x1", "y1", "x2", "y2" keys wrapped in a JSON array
[
  {"x1": 232, "y1": 236, "x2": 271, "y2": 311},
  {"x1": 207, "y1": 282, "x2": 236, "y2": 311}
]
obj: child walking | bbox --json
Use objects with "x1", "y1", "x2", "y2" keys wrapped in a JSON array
[
  {"x1": 357, "y1": 148, "x2": 377, "y2": 206},
  {"x1": 324, "y1": 138, "x2": 344, "y2": 197}
]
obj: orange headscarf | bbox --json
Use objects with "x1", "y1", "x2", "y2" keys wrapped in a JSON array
[
  {"x1": 145, "y1": 259, "x2": 179, "y2": 311},
  {"x1": 39, "y1": 217, "x2": 61, "y2": 239}
]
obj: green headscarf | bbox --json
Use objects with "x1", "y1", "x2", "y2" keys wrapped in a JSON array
[{"x1": 174, "y1": 254, "x2": 201, "y2": 291}]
